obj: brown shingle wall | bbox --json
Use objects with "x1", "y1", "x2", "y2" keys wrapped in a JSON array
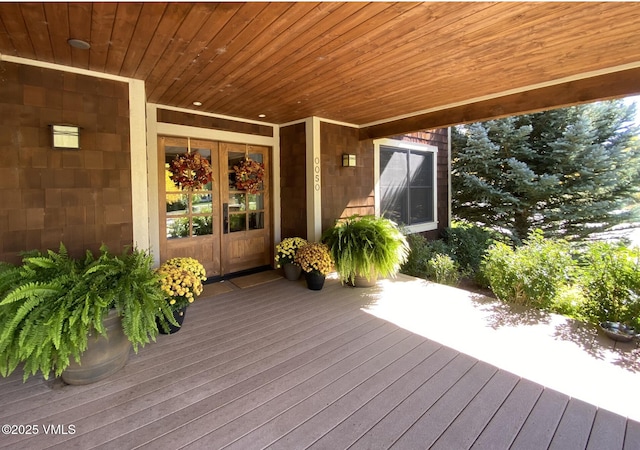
[
  {"x1": 279, "y1": 122, "x2": 307, "y2": 239},
  {"x1": 0, "y1": 62, "x2": 132, "y2": 264},
  {"x1": 157, "y1": 108, "x2": 274, "y2": 137},
  {"x1": 391, "y1": 129, "x2": 450, "y2": 239},
  {"x1": 320, "y1": 122, "x2": 375, "y2": 233}
]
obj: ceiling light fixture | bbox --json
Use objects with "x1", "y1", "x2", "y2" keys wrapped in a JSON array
[
  {"x1": 67, "y1": 38, "x2": 91, "y2": 50},
  {"x1": 258, "y1": 114, "x2": 266, "y2": 118},
  {"x1": 193, "y1": 101, "x2": 202, "y2": 107}
]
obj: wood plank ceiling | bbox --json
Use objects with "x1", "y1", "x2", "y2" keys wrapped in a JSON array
[{"x1": 1, "y1": 2, "x2": 640, "y2": 135}]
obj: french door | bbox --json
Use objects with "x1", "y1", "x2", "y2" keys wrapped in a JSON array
[{"x1": 158, "y1": 137, "x2": 271, "y2": 277}]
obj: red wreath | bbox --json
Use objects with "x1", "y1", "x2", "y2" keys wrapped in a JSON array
[
  {"x1": 234, "y1": 157, "x2": 265, "y2": 194},
  {"x1": 169, "y1": 151, "x2": 213, "y2": 190}
]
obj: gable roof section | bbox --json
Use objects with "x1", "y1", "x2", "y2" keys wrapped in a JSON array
[{"x1": 1, "y1": 2, "x2": 639, "y2": 135}]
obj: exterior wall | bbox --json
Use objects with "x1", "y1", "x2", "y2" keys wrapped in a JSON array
[
  {"x1": 0, "y1": 61, "x2": 132, "y2": 264},
  {"x1": 320, "y1": 122, "x2": 375, "y2": 232},
  {"x1": 391, "y1": 129, "x2": 450, "y2": 240},
  {"x1": 315, "y1": 122, "x2": 449, "y2": 239},
  {"x1": 279, "y1": 122, "x2": 308, "y2": 239}
]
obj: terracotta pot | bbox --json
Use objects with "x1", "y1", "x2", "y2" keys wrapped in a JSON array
[
  {"x1": 354, "y1": 272, "x2": 378, "y2": 288},
  {"x1": 61, "y1": 309, "x2": 131, "y2": 385}
]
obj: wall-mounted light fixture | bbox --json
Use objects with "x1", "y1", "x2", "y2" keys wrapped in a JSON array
[
  {"x1": 51, "y1": 125, "x2": 80, "y2": 149},
  {"x1": 342, "y1": 153, "x2": 356, "y2": 167}
]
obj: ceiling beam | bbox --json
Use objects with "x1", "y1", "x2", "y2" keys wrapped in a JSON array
[{"x1": 359, "y1": 67, "x2": 640, "y2": 140}]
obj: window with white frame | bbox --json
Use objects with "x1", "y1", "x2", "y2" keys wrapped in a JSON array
[{"x1": 376, "y1": 139, "x2": 437, "y2": 233}]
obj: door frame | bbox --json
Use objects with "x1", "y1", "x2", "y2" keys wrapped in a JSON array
[{"x1": 146, "y1": 104, "x2": 281, "y2": 270}]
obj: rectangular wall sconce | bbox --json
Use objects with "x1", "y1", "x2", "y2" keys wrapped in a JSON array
[
  {"x1": 342, "y1": 153, "x2": 356, "y2": 167},
  {"x1": 52, "y1": 124, "x2": 80, "y2": 149}
]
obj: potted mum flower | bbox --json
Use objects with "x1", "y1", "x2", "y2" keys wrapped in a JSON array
[
  {"x1": 156, "y1": 257, "x2": 207, "y2": 334},
  {"x1": 294, "y1": 242, "x2": 333, "y2": 290},
  {"x1": 275, "y1": 237, "x2": 308, "y2": 280}
]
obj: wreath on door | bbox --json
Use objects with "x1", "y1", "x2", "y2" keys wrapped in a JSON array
[
  {"x1": 234, "y1": 157, "x2": 265, "y2": 194},
  {"x1": 169, "y1": 151, "x2": 213, "y2": 190}
]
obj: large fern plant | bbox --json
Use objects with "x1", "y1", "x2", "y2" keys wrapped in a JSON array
[
  {"x1": 0, "y1": 244, "x2": 174, "y2": 381},
  {"x1": 322, "y1": 215, "x2": 409, "y2": 285}
]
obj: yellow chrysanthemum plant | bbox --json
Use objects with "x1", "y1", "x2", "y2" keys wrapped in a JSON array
[
  {"x1": 274, "y1": 237, "x2": 308, "y2": 268},
  {"x1": 294, "y1": 242, "x2": 334, "y2": 276},
  {"x1": 156, "y1": 257, "x2": 207, "y2": 311}
]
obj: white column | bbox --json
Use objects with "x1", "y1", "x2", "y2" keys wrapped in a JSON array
[
  {"x1": 306, "y1": 117, "x2": 322, "y2": 241},
  {"x1": 272, "y1": 125, "x2": 282, "y2": 245},
  {"x1": 129, "y1": 79, "x2": 150, "y2": 252},
  {"x1": 145, "y1": 103, "x2": 161, "y2": 266}
]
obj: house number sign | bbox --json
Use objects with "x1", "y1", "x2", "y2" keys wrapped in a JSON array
[{"x1": 314, "y1": 156, "x2": 321, "y2": 191}]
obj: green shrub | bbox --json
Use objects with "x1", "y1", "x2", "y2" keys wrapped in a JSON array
[
  {"x1": 400, "y1": 233, "x2": 450, "y2": 278},
  {"x1": 425, "y1": 253, "x2": 460, "y2": 286},
  {"x1": 578, "y1": 242, "x2": 640, "y2": 328},
  {"x1": 551, "y1": 285, "x2": 588, "y2": 320},
  {"x1": 481, "y1": 230, "x2": 576, "y2": 309},
  {"x1": 444, "y1": 220, "x2": 506, "y2": 286}
]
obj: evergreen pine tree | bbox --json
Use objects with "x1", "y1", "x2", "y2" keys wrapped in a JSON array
[{"x1": 452, "y1": 100, "x2": 640, "y2": 242}]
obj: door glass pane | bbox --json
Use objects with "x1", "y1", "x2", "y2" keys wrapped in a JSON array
[
  {"x1": 249, "y1": 212, "x2": 264, "y2": 230},
  {"x1": 228, "y1": 151, "x2": 243, "y2": 191},
  {"x1": 167, "y1": 217, "x2": 189, "y2": 239},
  {"x1": 228, "y1": 151, "x2": 245, "y2": 170},
  {"x1": 248, "y1": 193, "x2": 263, "y2": 211},
  {"x1": 248, "y1": 153, "x2": 264, "y2": 192},
  {"x1": 229, "y1": 193, "x2": 245, "y2": 212},
  {"x1": 194, "y1": 148, "x2": 212, "y2": 192},
  {"x1": 166, "y1": 194, "x2": 188, "y2": 215},
  {"x1": 229, "y1": 213, "x2": 246, "y2": 232},
  {"x1": 193, "y1": 216, "x2": 213, "y2": 236},
  {"x1": 191, "y1": 193, "x2": 212, "y2": 214}
]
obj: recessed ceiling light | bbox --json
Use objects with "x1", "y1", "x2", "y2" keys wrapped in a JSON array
[
  {"x1": 258, "y1": 114, "x2": 266, "y2": 118},
  {"x1": 193, "y1": 101, "x2": 202, "y2": 107},
  {"x1": 67, "y1": 38, "x2": 91, "y2": 50}
]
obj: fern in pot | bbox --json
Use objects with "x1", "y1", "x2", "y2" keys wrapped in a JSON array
[
  {"x1": 322, "y1": 215, "x2": 410, "y2": 287},
  {"x1": 0, "y1": 244, "x2": 174, "y2": 384}
]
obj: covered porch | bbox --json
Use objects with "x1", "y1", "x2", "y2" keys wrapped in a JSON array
[{"x1": 1, "y1": 273, "x2": 638, "y2": 449}]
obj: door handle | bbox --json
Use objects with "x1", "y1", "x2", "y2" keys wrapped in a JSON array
[{"x1": 223, "y1": 203, "x2": 229, "y2": 234}]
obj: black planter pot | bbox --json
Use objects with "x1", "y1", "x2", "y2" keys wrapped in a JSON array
[
  {"x1": 283, "y1": 262, "x2": 302, "y2": 281},
  {"x1": 159, "y1": 306, "x2": 188, "y2": 334},
  {"x1": 305, "y1": 271, "x2": 326, "y2": 290}
]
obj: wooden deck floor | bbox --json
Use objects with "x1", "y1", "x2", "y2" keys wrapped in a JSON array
[{"x1": 1, "y1": 272, "x2": 639, "y2": 449}]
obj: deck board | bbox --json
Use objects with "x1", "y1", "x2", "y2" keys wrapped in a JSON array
[
  {"x1": 470, "y1": 379, "x2": 544, "y2": 449},
  {"x1": 0, "y1": 275, "x2": 638, "y2": 449},
  {"x1": 308, "y1": 346, "x2": 460, "y2": 450},
  {"x1": 586, "y1": 409, "x2": 628, "y2": 450},
  {"x1": 351, "y1": 353, "x2": 478, "y2": 449},
  {"x1": 391, "y1": 360, "x2": 498, "y2": 449},
  {"x1": 511, "y1": 389, "x2": 570, "y2": 449},
  {"x1": 549, "y1": 399, "x2": 597, "y2": 450},
  {"x1": 268, "y1": 339, "x2": 442, "y2": 450},
  {"x1": 143, "y1": 324, "x2": 410, "y2": 449},
  {"x1": 430, "y1": 369, "x2": 521, "y2": 449}
]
